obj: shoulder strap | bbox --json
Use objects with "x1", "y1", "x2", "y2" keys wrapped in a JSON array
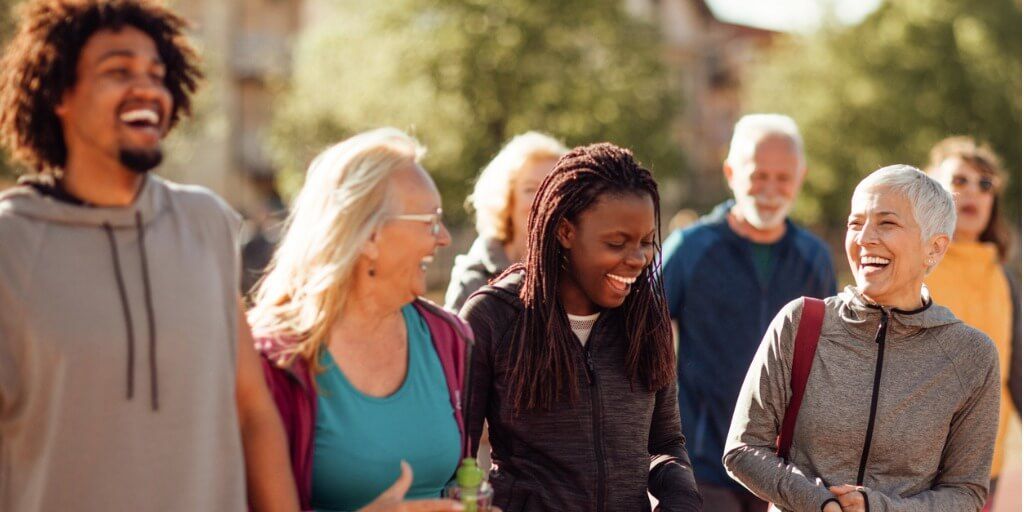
[{"x1": 776, "y1": 297, "x2": 826, "y2": 461}]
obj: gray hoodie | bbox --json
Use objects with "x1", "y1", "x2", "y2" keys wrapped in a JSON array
[
  {"x1": 0, "y1": 175, "x2": 247, "y2": 511},
  {"x1": 724, "y1": 286, "x2": 1000, "y2": 512},
  {"x1": 444, "y1": 236, "x2": 511, "y2": 311}
]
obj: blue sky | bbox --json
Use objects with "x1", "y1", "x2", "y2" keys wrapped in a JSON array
[{"x1": 705, "y1": 0, "x2": 884, "y2": 32}]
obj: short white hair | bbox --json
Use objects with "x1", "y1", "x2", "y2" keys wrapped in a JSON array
[
  {"x1": 854, "y1": 164, "x2": 957, "y2": 242},
  {"x1": 469, "y1": 131, "x2": 568, "y2": 241},
  {"x1": 725, "y1": 114, "x2": 805, "y2": 168}
]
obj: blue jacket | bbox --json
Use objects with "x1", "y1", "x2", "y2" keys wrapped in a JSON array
[{"x1": 661, "y1": 200, "x2": 836, "y2": 489}]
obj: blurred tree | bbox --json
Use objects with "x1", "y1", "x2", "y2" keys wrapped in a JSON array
[
  {"x1": 269, "y1": 0, "x2": 683, "y2": 221},
  {"x1": 747, "y1": 0, "x2": 1021, "y2": 232}
]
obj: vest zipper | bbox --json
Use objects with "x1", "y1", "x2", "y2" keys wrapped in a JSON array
[
  {"x1": 584, "y1": 347, "x2": 606, "y2": 512},
  {"x1": 856, "y1": 310, "x2": 889, "y2": 485}
]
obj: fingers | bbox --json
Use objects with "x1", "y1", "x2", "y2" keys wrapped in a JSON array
[
  {"x1": 828, "y1": 484, "x2": 859, "y2": 496},
  {"x1": 362, "y1": 461, "x2": 413, "y2": 511},
  {"x1": 400, "y1": 499, "x2": 465, "y2": 511},
  {"x1": 835, "y1": 487, "x2": 865, "y2": 512}
]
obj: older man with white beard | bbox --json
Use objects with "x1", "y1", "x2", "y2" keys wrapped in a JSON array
[{"x1": 661, "y1": 114, "x2": 836, "y2": 512}]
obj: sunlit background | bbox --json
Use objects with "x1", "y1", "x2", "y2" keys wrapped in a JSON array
[
  {"x1": 0, "y1": 0, "x2": 1019, "y2": 508},
  {"x1": 4, "y1": 0, "x2": 1017, "y2": 289}
]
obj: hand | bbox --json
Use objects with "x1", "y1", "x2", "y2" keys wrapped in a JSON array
[
  {"x1": 829, "y1": 484, "x2": 867, "y2": 512},
  {"x1": 360, "y1": 461, "x2": 464, "y2": 512}
]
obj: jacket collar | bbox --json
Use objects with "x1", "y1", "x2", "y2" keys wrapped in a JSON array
[{"x1": 836, "y1": 285, "x2": 961, "y2": 341}]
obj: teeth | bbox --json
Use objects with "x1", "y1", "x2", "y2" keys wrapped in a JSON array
[
  {"x1": 606, "y1": 273, "x2": 637, "y2": 284},
  {"x1": 120, "y1": 109, "x2": 159, "y2": 125},
  {"x1": 861, "y1": 256, "x2": 891, "y2": 265},
  {"x1": 419, "y1": 255, "x2": 434, "y2": 270}
]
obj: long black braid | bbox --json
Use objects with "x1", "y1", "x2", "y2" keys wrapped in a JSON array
[{"x1": 501, "y1": 142, "x2": 676, "y2": 414}]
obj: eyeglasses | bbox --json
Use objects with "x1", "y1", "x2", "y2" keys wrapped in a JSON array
[
  {"x1": 390, "y1": 208, "x2": 444, "y2": 237},
  {"x1": 951, "y1": 174, "x2": 998, "y2": 193}
]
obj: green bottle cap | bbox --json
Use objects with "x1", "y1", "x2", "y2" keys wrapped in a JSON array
[{"x1": 455, "y1": 457, "x2": 483, "y2": 488}]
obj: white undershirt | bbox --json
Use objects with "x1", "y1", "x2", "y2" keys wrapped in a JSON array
[{"x1": 567, "y1": 312, "x2": 601, "y2": 346}]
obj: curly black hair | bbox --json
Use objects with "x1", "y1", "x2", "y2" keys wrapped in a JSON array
[{"x1": 0, "y1": 0, "x2": 203, "y2": 173}]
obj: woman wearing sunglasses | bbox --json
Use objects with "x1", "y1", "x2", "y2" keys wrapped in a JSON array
[
  {"x1": 248, "y1": 128, "x2": 472, "y2": 511},
  {"x1": 925, "y1": 136, "x2": 1021, "y2": 509}
]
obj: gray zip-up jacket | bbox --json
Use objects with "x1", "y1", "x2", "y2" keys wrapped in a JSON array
[
  {"x1": 724, "y1": 286, "x2": 1000, "y2": 512},
  {"x1": 445, "y1": 236, "x2": 511, "y2": 311},
  {"x1": 462, "y1": 271, "x2": 701, "y2": 511}
]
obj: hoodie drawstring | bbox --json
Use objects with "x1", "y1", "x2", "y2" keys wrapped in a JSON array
[
  {"x1": 136, "y1": 211, "x2": 159, "y2": 411},
  {"x1": 103, "y1": 223, "x2": 135, "y2": 402},
  {"x1": 102, "y1": 212, "x2": 159, "y2": 411}
]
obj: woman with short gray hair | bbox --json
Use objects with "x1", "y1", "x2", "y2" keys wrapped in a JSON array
[{"x1": 724, "y1": 165, "x2": 1000, "y2": 512}]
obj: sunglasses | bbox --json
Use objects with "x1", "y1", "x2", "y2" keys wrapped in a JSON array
[
  {"x1": 391, "y1": 208, "x2": 444, "y2": 237},
  {"x1": 950, "y1": 175, "x2": 997, "y2": 193}
]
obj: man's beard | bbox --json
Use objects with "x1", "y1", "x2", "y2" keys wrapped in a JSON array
[
  {"x1": 738, "y1": 194, "x2": 791, "y2": 230},
  {"x1": 119, "y1": 147, "x2": 163, "y2": 174}
]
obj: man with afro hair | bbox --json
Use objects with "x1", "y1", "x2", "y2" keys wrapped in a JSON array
[{"x1": 0, "y1": 1, "x2": 300, "y2": 510}]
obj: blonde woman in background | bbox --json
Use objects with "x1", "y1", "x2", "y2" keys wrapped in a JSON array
[
  {"x1": 924, "y1": 136, "x2": 1021, "y2": 511},
  {"x1": 444, "y1": 132, "x2": 568, "y2": 311},
  {"x1": 249, "y1": 128, "x2": 472, "y2": 512}
]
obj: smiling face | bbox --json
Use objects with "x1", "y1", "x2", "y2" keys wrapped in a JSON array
[
  {"x1": 726, "y1": 135, "x2": 804, "y2": 230},
  {"x1": 930, "y1": 157, "x2": 997, "y2": 243},
  {"x1": 556, "y1": 192, "x2": 656, "y2": 315},
  {"x1": 846, "y1": 185, "x2": 948, "y2": 309},
  {"x1": 55, "y1": 26, "x2": 172, "y2": 173},
  {"x1": 371, "y1": 162, "x2": 452, "y2": 303}
]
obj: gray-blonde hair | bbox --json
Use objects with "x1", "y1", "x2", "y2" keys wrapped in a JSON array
[
  {"x1": 855, "y1": 164, "x2": 957, "y2": 243},
  {"x1": 726, "y1": 113, "x2": 805, "y2": 168},
  {"x1": 249, "y1": 127, "x2": 425, "y2": 367},
  {"x1": 469, "y1": 131, "x2": 568, "y2": 241}
]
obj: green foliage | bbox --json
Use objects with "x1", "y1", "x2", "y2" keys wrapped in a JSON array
[
  {"x1": 747, "y1": 0, "x2": 1021, "y2": 231},
  {"x1": 269, "y1": 0, "x2": 683, "y2": 222}
]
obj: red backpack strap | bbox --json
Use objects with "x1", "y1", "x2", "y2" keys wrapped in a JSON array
[{"x1": 776, "y1": 297, "x2": 826, "y2": 461}]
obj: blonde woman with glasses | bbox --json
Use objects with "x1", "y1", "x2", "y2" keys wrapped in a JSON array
[{"x1": 249, "y1": 128, "x2": 473, "y2": 511}]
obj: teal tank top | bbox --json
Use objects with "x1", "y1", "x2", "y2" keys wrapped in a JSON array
[{"x1": 310, "y1": 304, "x2": 461, "y2": 511}]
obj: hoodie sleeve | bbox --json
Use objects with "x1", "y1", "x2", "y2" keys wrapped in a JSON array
[
  {"x1": 647, "y1": 377, "x2": 702, "y2": 512},
  {"x1": 723, "y1": 299, "x2": 838, "y2": 512},
  {"x1": 862, "y1": 334, "x2": 1000, "y2": 512},
  {"x1": 459, "y1": 291, "x2": 498, "y2": 456}
]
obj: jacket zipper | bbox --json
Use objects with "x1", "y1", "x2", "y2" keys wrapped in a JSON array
[
  {"x1": 856, "y1": 310, "x2": 888, "y2": 486},
  {"x1": 583, "y1": 347, "x2": 606, "y2": 512}
]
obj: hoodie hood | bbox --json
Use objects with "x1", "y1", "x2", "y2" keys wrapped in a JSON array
[
  {"x1": 477, "y1": 267, "x2": 525, "y2": 309},
  {"x1": 836, "y1": 284, "x2": 961, "y2": 341},
  {"x1": 5, "y1": 173, "x2": 166, "y2": 228}
]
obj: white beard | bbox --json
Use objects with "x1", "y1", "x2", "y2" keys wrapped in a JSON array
[{"x1": 736, "y1": 195, "x2": 790, "y2": 229}]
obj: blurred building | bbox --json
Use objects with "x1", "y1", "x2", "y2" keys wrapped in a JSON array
[
  {"x1": 627, "y1": 0, "x2": 777, "y2": 210},
  {"x1": 166, "y1": 0, "x2": 301, "y2": 218},
  {"x1": 167, "y1": 0, "x2": 774, "y2": 217},
  {"x1": 164, "y1": 0, "x2": 775, "y2": 292}
]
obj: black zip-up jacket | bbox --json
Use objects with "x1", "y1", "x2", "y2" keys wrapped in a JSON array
[{"x1": 460, "y1": 271, "x2": 702, "y2": 512}]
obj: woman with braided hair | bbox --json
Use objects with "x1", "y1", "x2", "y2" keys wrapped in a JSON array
[{"x1": 460, "y1": 142, "x2": 702, "y2": 511}]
